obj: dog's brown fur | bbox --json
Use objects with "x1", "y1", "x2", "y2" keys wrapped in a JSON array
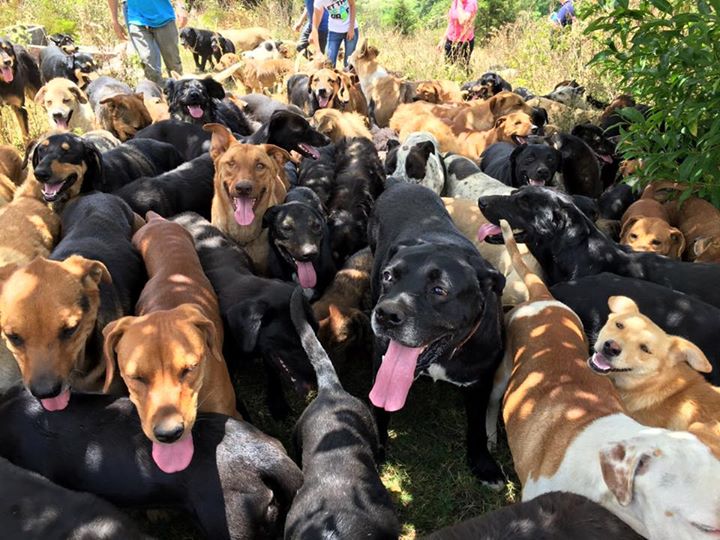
[
  {"x1": 0, "y1": 145, "x2": 24, "y2": 185},
  {"x1": 221, "y1": 27, "x2": 272, "y2": 52},
  {"x1": 206, "y1": 123, "x2": 290, "y2": 275},
  {"x1": 621, "y1": 199, "x2": 669, "y2": 226},
  {"x1": 592, "y1": 296, "x2": 720, "y2": 458},
  {"x1": 311, "y1": 109, "x2": 372, "y2": 142},
  {"x1": 414, "y1": 80, "x2": 462, "y2": 104},
  {"x1": 619, "y1": 217, "x2": 685, "y2": 259},
  {"x1": 675, "y1": 197, "x2": 720, "y2": 263},
  {"x1": 241, "y1": 58, "x2": 294, "y2": 94},
  {"x1": 95, "y1": 93, "x2": 152, "y2": 141},
  {"x1": 309, "y1": 68, "x2": 368, "y2": 116}
]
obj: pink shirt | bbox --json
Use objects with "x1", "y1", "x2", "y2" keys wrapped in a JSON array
[{"x1": 445, "y1": 0, "x2": 478, "y2": 42}]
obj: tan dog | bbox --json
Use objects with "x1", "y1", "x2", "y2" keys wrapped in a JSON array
[
  {"x1": 206, "y1": 123, "x2": 290, "y2": 275},
  {"x1": 35, "y1": 78, "x2": 95, "y2": 132},
  {"x1": 619, "y1": 217, "x2": 685, "y2": 258},
  {"x1": 241, "y1": 58, "x2": 294, "y2": 94},
  {"x1": 221, "y1": 27, "x2": 273, "y2": 53},
  {"x1": 526, "y1": 96, "x2": 601, "y2": 132},
  {"x1": 141, "y1": 94, "x2": 170, "y2": 122},
  {"x1": 460, "y1": 111, "x2": 536, "y2": 159},
  {"x1": 102, "y1": 214, "x2": 238, "y2": 473},
  {"x1": 311, "y1": 109, "x2": 372, "y2": 143},
  {"x1": 309, "y1": 68, "x2": 368, "y2": 116},
  {"x1": 0, "y1": 144, "x2": 24, "y2": 185},
  {"x1": 675, "y1": 197, "x2": 720, "y2": 262},
  {"x1": 621, "y1": 198, "x2": 669, "y2": 225},
  {"x1": 589, "y1": 296, "x2": 720, "y2": 458},
  {"x1": 414, "y1": 80, "x2": 462, "y2": 103},
  {"x1": 491, "y1": 220, "x2": 720, "y2": 539},
  {"x1": 95, "y1": 93, "x2": 152, "y2": 141},
  {"x1": 450, "y1": 91, "x2": 535, "y2": 133}
]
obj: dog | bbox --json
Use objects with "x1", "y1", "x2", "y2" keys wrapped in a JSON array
[
  {"x1": 308, "y1": 68, "x2": 368, "y2": 115},
  {"x1": 619, "y1": 197, "x2": 684, "y2": 259},
  {"x1": 34, "y1": 77, "x2": 95, "y2": 132},
  {"x1": 242, "y1": 39, "x2": 287, "y2": 60},
  {"x1": 173, "y1": 212, "x2": 316, "y2": 419},
  {"x1": 478, "y1": 186, "x2": 720, "y2": 309},
  {"x1": 238, "y1": 93, "x2": 305, "y2": 124},
  {"x1": 0, "y1": 144, "x2": 23, "y2": 186},
  {"x1": 368, "y1": 182, "x2": 505, "y2": 485},
  {"x1": 96, "y1": 92, "x2": 153, "y2": 141},
  {"x1": 47, "y1": 32, "x2": 78, "y2": 54},
  {"x1": 0, "y1": 387, "x2": 303, "y2": 540},
  {"x1": 459, "y1": 111, "x2": 538, "y2": 159},
  {"x1": 245, "y1": 109, "x2": 329, "y2": 159},
  {"x1": 412, "y1": 79, "x2": 462, "y2": 103},
  {"x1": 232, "y1": 58, "x2": 294, "y2": 95},
  {"x1": 206, "y1": 123, "x2": 291, "y2": 274},
  {"x1": 481, "y1": 142, "x2": 561, "y2": 188},
  {"x1": 675, "y1": 197, "x2": 720, "y2": 262},
  {"x1": 0, "y1": 37, "x2": 42, "y2": 139},
  {"x1": 102, "y1": 215, "x2": 238, "y2": 474},
  {"x1": 547, "y1": 132, "x2": 603, "y2": 198},
  {"x1": 493, "y1": 219, "x2": 720, "y2": 540},
  {"x1": 135, "y1": 119, "x2": 211, "y2": 161},
  {"x1": 444, "y1": 153, "x2": 515, "y2": 199},
  {"x1": 589, "y1": 295, "x2": 720, "y2": 458},
  {"x1": 220, "y1": 27, "x2": 273, "y2": 53},
  {"x1": 39, "y1": 43, "x2": 98, "y2": 89},
  {"x1": 210, "y1": 32, "x2": 236, "y2": 62},
  {"x1": 165, "y1": 76, "x2": 253, "y2": 135},
  {"x1": 297, "y1": 143, "x2": 337, "y2": 206},
  {"x1": 31, "y1": 132, "x2": 183, "y2": 206},
  {"x1": 135, "y1": 78, "x2": 169, "y2": 122},
  {"x1": 284, "y1": 287, "x2": 401, "y2": 540},
  {"x1": 425, "y1": 492, "x2": 643, "y2": 540},
  {"x1": 180, "y1": 27, "x2": 217, "y2": 72},
  {"x1": 571, "y1": 123, "x2": 618, "y2": 187},
  {"x1": 263, "y1": 187, "x2": 336, "y2": 299},
  {"x1": 85, "y1": 75, "x2": 132, "y2": 109},
  {"x1": 0, "y1": 193, "x2": 144, "y2": 409},
  {"x1": 311, "y1": 108, "x2": 372, "y2": 143},
  {"x1": 385, "y1": 131, "x2": 445, "y2": 195},
  {"x1": 461, "y1": 71, "x2": 513, "y2": 101}
]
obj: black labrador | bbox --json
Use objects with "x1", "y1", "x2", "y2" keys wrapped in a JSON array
[{"x1": 481, "y1": 142, "x2": 561, "y2": 188}]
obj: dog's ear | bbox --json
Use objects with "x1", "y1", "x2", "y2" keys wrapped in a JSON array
[
  {"x1": 416, "y1": 140, "x2": 436, "y2": 160},
  {"x1": 308, "y1": 72, "x2": 316, "y2": 94},
  {"x1": 475, "y1": 260, "x2": 505, "y2": 297},
  {"x1": 25, "y1": 138, "x2": 40, "y2": 171},
  {"x1": 176, "y1": 304, "x2": 224, "y2": 364},
  {"x1": 101, "y1": 315, "x2": 135, "y2": 393},
  {"x1": 619, "y1": 216, "x2": 640, "y2": 244},
  {"x1": 494, "y1": 116, "x2": 507, "y2": 129},
  {"x1": 607, "y1": 295, "x2": 639, "y2": 315},
  {"x1": 202, "y1": 77, "x2": 226, "y2": 100},
  {"x1": 70, "y1": 85, "x2": 88, "y2": 104},
  {"x1": 668, "y1": 227, "x2": 686, "y2": 259},
  {"x1": 83, "y1": 141, "x2": 103, "y2": 184},
  {"x1": 262, "y1": 144, "x2": 292, "y2": 169},
  {"x1": 693, "y1": 236, "x2": 713, "y2": 258},
  {"x1": 164, "y1": 79, "x2": 176, "y2": 100},
  {"x1": 63, "y1": 255, "x2": 112, "y2": 287},
  {"x1": 225, "y1": 300, "x2": 268, "y2": 352},
  {"x1": 34, "y1": 84, "x2": 47, "y2": 104},
  {"x1": 204, "y1": 122, "x2": 236, "y2": 160},
  {"x1": 336, "y1": 72, "x2": 351, "y2": 103},
  {"x1": 669, "y1": 336, "x2": 713, "y2": 373},
  {"x1": 262, "y1": 204, "x2": 282, "y2": 229},
  {"x1": 599, "y1": 442, "x2": 653, "y2": 506}
]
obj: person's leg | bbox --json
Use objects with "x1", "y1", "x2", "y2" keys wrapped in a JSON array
[
  {"x1": 154, "y1": 20, "x2": 183, "y2": 78},
  {"x1": 299, "y1": 20, "x2": 312, "y2": 47},
  {"x1": 325, "y1": 31, "x2": 342, "y2": 67},
  {"x1": 318, "y1": 29, "x2": 328, "y2": 54},
  {"x1": 444, "y1": 39, "x2": 455, "y2": 64},
  {"x1": 342, "y1": 27, "x2": 358, "y2": 67},
  {"x1": 127, "y1": 23, "x2": 163, "y2": 83},
  {"x1": 462, "y1": 39, "x2": 474, "y2": 72}
]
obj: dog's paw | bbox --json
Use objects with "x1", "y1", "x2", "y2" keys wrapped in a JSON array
[{"x1": 468, "y1": 457, "x2": 505, "y2": 489}]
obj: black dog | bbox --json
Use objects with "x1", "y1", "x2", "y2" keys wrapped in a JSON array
[
  {"x1": 571, "y1": 123, "x2": 619, "y2": 188},
  {"x1": 179, "y1": 27, "x2": 217, "y2": 72},
  {"x1": 135, "y1": 119, "x2": 211, "y2": 160},
  {"x1": 328, "y1": 137, "x2": 385, "y2": 265},
  {"x1": 548, "y1": 132, "x2": 602, "y2": 198},
  {"x1": 598, "y1": 182, "x2": 637, "y2": 221},
  {"x1": 284, "y1": 288, "x2": 401, "y2": 540},
  {"x1": 425, "y1": 491, "x2": 643, "y2": 540},
  {"x1": 32, "y1": 132, "x2": 183, "y2": 204},
  {"x1": 0, "y1": 37, "x2": 42, "y2": 139},
  {"x1": 240, "y1": 93, "x2": 305, "y2": 124},
  {"x1": 264, "y1": 187, "x2": 336, "y2": 299},
  {"x1": 481, "y1": 142, "x2": 561, "y2": 188},
  {"x1": 0, "y1": 388, "x2": 303, "y2": 540},
  {"x1": 369, "y1": 183, "x2": 505, "y2": 485},
  {"x1": 297, "y1": 143, "x2": 337, "y2": 204},
  {"x1": 39, "y1": 43, "x2": 98, "y2": 89},
  {"x1": 211, "y1": 32, "x2": 235, "y2": 62},
  {"x1": 550, "y1": 273, "x2": 720, "y2": 385},
  {"x1": 165, "y1": 76, "x2": 253, "y2": 135},
  {"x1": 47, "y1": 33, "x2": 78, "y2": 54},
  {"x1": 461, "y1": 71, "x2": 512, "y2": 101},
  {"x1": 173, "y1": 212, "x2": 316, "y2": 419},
  {"x1": 246, "y1": 110, "x2": 329, "y2": 159},
  {"x1": 477, "y1": 187, "x2": 720, "y2": 308},
  {"x1": 0, "y1": 455, "x2": 149, "y2": 539}
]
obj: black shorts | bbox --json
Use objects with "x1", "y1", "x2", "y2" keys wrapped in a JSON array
[{"x1": 445, "y1": 38, "x2": 474, "y2": 67}]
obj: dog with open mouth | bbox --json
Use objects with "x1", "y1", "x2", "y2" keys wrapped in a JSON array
[
  {"x1": 481, "y1": 141, "x2": 562, "y2": 188},
  {"x1": 368, "y1": 182, "x2": 506, "y2": 486},
  {"x1": 264, "y1": 187, "x2": 336, "y2": 300},
  {"x1": 34, "y1": 77, "x2": 95, "y2": 132},
  {"x1": 0, "y1": 37, "x2": 42, "y2": 141},
  {"x1": 571, "y1": 123, "x2": 619, "y2": 188}
]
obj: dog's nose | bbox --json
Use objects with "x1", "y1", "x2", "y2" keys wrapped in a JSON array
[
  {"x1": 536, "y1": 166, "x2": 549, "y2": 179},
  {"x1": 33, "y1": 167, "x2": 51, "y2": 182},
  {"x1": 602, "y1": 339, "x2": 622, "y2": 358},
  {"x1": 375, "y1": 302, "x2": 405, "y2": 328},
  {"x1": 29, "y1": 376, "x2": 63, "y2": 399},
  {"x1": 234, "y1": 181, "x2": 253, "y2": 197},
  {"x1": 296, "y1": 244, "x2": 318, "y2": 261},
  {"x1": 477, "y1": 198, "x2": 488, "y2": 210},
  {"x1": 153, "y1": 420, "x2": 185, "y2": 443},
  {"x1": 52, "y1": 112, "x2": 65, "y2": 120}
]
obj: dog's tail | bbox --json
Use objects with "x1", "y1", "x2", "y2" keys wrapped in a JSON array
[
  {"x1": 289, "y1": 287, "x2": 341, "y2": 393},
  {"x1": 500, "y1": 219, "x2": 552, "y2": 301}
]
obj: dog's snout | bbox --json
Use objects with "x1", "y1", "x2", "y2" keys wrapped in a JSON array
[
  {"x1": 477, "y1": 198, "x2": 488, "y2": 210},
  {"x1": 530, "y1": 125, "x2": 539, "y2": 135},
  {"x1": 33, "y1": 166, "x2": 51, "y2": 182},
  {"x1": 296, "y1": 244, "x2": 318, "y2": 261},
  {"x1": 234, "y1": 181, "x2": 253, "y2": 197},
  {"x1": 153, "y1": 419, "x2": 185, "y2": 443},
  {"x1": 375, "y1": 302, "x2": 406, "y2": 328},
  {"x1": 602, "y1": 339, "x2": 622, "y2": 358},
  {"x1": 29, "y1": 376, "x2": 63, "y2": 400},
  {"x1": 52, "y1": 112, "x2": 66, "y2": 120}
]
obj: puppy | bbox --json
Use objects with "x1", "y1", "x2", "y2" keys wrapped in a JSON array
[
  {"x1": 0, "y1": 37, "x2": 42, "y2": 139},
  {"x1": 264, "y1": 187, "x2": 336, "y2": 299},
  {"x1": 481, "y1": 142, "x2": 561, "y2": 188},
  {"x1": 284, "y1": 288, "x2": 401, "y2": 540},
  {"x1": 311, "y1": 108, "x2": 372, "y2": 143},
  {"x1": 39, "y1": 44, "x2": 98, "y2": 89},
  {"x1": 206, "y1": 123, "x2": 291, "y2": 274},
  {"x1": 35, "y1": 78, "x2": 95, "y2": 132}
]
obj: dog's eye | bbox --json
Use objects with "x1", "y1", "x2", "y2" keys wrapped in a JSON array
[
  {"x1": 310, "y1": 221, "x2": 322, "y2": 233},
  {"x1": 281, "y1": 223, "x2": 293, "y2": 232},
  {"x1": 382, "y1": 270, "x2": 392, "y2": 282},
  {"x1": 616, "y1": 321, "x2": 624, "y2": 329},
  {"x1": 256, "y1": 162, "x2": 266, "y2": 171},
  {"x1": 180, "y1": 365, "x2": 197, "y2": 380},
  {"x1": 4, "y1": 332, "x2": 23, "y2": 347},
  {"x1": 63, "y1": 98, "x2": 71, "y2": 104},
  {"x1": 629, "y1": 234, "x2": 637, "y2": 240},
  {"x1": 131, "y1": 374, "x2": 147, "y2": 385},
  {"x1": 650, "y1": 239, "x2": 661, "y2": 246},
  {"x1": 431, "y1": 286, "x2": 448, "y2": 297},
  {"x1": 59, "y1": 324, "x2": 78, "y2": 340},
  {"x1": 640, "y1": 344, "x2": 651, "y2": 354}
]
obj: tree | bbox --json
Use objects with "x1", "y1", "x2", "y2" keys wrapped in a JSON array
[{"x1": 388, "y1": 0, "x2": 419, "y2": 35}]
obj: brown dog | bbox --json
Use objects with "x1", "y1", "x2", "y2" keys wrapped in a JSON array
[
  {"x1": 95, "y1": 93, "x2": 152, "y2": 141},
  {"x1": 675, "y1": 197, "x2": 720, "y2": 262},
  {"x1": 0, "y1": 144, "x2": 23, "y2": 185},
  {"x1": 414, "y1": 80, "x2": 462, "y2": 103},
  {"x1": 459, "y1": 111, "x2": 535, "y2": 159},
  {"x1": 619, "y1": 217, "x2": 685, "y2": 258},
  {"x1": 309, "y1": 68, "x2": 368, "y2": 116},
  {"x1": 241, "y1": 58, "x2": 294, "y2": 94},
  {"x1": 311, "y1": 109, "x2": 372, "y2": 143},
  {"x1": 103, "y1": 214, "x2": 238, "y2": 474},
  {"x1": 589, "y1": 296, "x2": 720, "y2": 458},
  {"x1": 206, "y1": 123, "x2": 290, "y2": 275},
  {"x1": 450, "y1": 91, "x2": 535, "y2": 133},
  {"x1": 221, "y1": 27, "x2": 272, "y2": 53}
]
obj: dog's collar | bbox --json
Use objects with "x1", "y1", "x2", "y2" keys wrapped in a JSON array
[{"x1": 450, "y1": 313, "x2": 484, "y2": 358}]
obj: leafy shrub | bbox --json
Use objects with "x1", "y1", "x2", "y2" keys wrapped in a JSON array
[{"x1": 385, "y1": 0, "x2": 419, "y2": 35}]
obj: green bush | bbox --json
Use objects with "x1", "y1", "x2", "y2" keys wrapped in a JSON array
[
  {"x1": 385, "y1": 0, "x2": 419, "y2": 35},
  {"x1": 586, "y1": 0, "x2": 720, "y2": 204}
]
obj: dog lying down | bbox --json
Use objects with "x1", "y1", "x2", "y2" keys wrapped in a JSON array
[{"x1": 284, "y1": 287, "x2": 400, "y2": 539}]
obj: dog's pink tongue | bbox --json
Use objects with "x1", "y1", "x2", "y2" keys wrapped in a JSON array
[
  {"x1": 369, "y1": 340, "x2": 423, "y2": 412},
  {"x1": 41, "y1": 182, "x2": 65, "y2": 198},
  {"x1": 0, "y1": 66, "x2": 13, "y2": 83},
  {"x1": 296, "y1": 261, "x2": 317, "y2": 288},
  {"x1": 318, "y1": 95, "x2": 330, "y2": 108},
  {"x1": 591, "y1": 352, "x2": 613, "y2": 370},
  {"x1": 55, "y1": 117, "x2": 69, "y2": 130},
  {"x1": 187, "y1": 105, "x2": 204, "y2": 119},
  {"x1": 152, "y1": 435, "x2": 194, "y2": 474},
  {"x1": 40, "y1": 388, "x2": 70, "y2": 412},
  {"x1": 233, "y1": 197, "x2": 255, "y2": 225},
  {"x1": 477, "y1": 223, "x2": 502, "y2": 243}
]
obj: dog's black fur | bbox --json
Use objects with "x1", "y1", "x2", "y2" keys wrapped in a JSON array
[
  {"x1": 0, "y1": 38, "x2": 42, "y2": 138},
  {"x1": 115, "y1": 154, "x2": 215, "y2": 219},
  {"x1": 297, "y1": 143, "x2": 337, "y2": 204},
  {"x1": 513, "y1": 87, "x2": 536, "y2": 101},
  {"x1": 240, "y1": 93, "x2": 305, "y2": 124},
  {"x1": 572, "y1": 123, "x2": 619, "y2": 188},
  {"x1": 549, "y1": 133, "x2": 602, "y2": 198},
  {"x1": 179, "y1": 27, "x2": 217, "y2": 72},
  {"x1": 328, "y1": 137, "x2": 385, "y2": 265},
  {"x1": 286, "y1": 73, "x2": 314, "y2": 115},
  {"x1": 39, "y1": 43, "x2": 97, "y2": 88},
  {"x1": 480, "y1": 142, "x2": 561, "y2": 188},
  {"x1": 551, "y1": 273, "x2": 720, "y2": 385},
  {"x1": 384, "y1": 139, "x2": 439, "y2": 184},
  {"x1": 284, "y1": 288, "x2": 400, "y2": 540},
  {"x1": 210, "y1": 32, "x2": 235, "y2": 62},
  {"x1": 31, "y1": 132, "x2": 184, "y2": 204},
  {"x1": 263, "y1": 187, "x2": 337, "y2": 299},
  {"x1": 172, "y1": 212, "x2": 317, "y2": 419},
  {"x1": 165, "y1": 77, "x2": 253, "y2": 135},
  {"x1": 369, "y1": 183, "x2": 506, "y2": 485},
  {"x1": 135, "y1": 119, "x2": 211, "y2": 161},
  {"x1": 0, "y1": 388, "x2": 303, "y2": 540},
  {"x1": 47, "y1": 33, "x2": 78, "y2": 54},
  {"x1": 478, "y1": 187, "x2": 720, "y2": 308},
  {"x1": 246, "y1": 110, "x2": 330, "y2": 160},
  {"x1": 598, "y1": 183, "x2": 637, "y2": 221},
  {"x1": 461, "y1": 72, "x2": 512, "y2": 101},
  {"x1": 0, "y1": 455, "x2": 149, "y2": 539},
  {"x1": 425, "y1": 491, "x2": 644, "y2": 540}
]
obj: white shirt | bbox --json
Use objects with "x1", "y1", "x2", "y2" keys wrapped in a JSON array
[{"x1": 315, "y1": 0, "x2": 358, "y2": 33}]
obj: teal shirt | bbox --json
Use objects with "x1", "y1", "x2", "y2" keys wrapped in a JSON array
[{"x1": 126, "y1": 0, "x2": 176, "y2": 28}]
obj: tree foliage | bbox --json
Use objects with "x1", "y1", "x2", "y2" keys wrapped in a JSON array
[{"x1": 586, "y1": 0, "x2": 720, "y2": 203}]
